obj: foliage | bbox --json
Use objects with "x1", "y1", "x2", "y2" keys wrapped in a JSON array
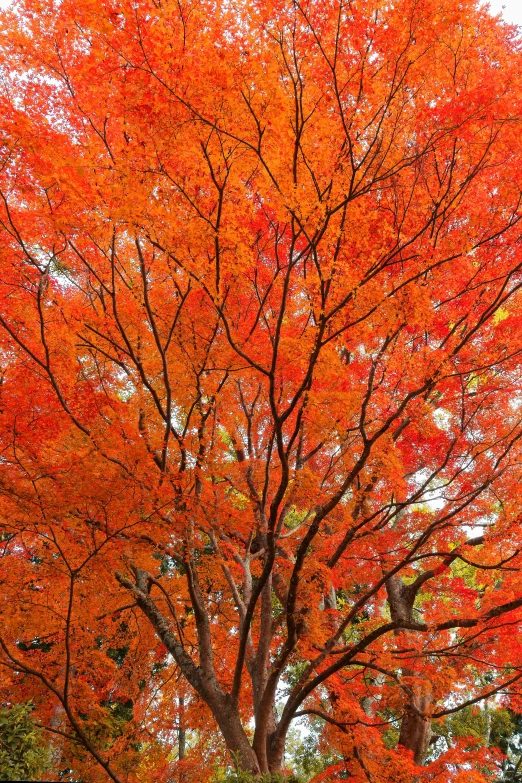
[
  {"x1": 213, "y1": 768, "x2": 300, "y2": 783},
  {"x1": 284, "y1": 722, "x2": 337, "y2": 781},
  {"x1": 428, "y1": 705, "x2": 522, "y2": 778},
  {"x1": 0, "y1": 703, "x2": 49, "y2": 781},
  {"x1": 0, "y1": 0, "x2": 522, "y2": 781}
]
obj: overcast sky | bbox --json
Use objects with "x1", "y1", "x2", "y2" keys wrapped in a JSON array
[
  {"x1": 0, "y1": 0, "x2": 519, "y2": 32},
  {"x1": 488, "y1": 0, "x2": 522, "y2": 25}
]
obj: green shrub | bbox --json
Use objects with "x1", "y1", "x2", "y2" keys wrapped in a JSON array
[{"x1": 0, "y1": 702, "x2": 50, "y2": 781}]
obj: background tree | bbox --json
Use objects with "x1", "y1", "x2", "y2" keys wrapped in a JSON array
[
  {"x1": 0, "y1": 702, "x2": 50, "y2": 781},
  {"x1": 1, "y1": 0, "x2": 522, "y2": 780}
]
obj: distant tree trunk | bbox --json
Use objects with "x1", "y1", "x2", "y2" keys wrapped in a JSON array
[
  {"x1": 178, "y1": 695, "x2": 186, "y2": 782},
  {"x1": 178, "y1": 696, "x2": 186, "y2": 761}
]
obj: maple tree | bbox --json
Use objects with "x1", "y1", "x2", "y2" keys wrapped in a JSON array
[{"x1": 1, "y1": 0, "x2": 522, "y2": 779}]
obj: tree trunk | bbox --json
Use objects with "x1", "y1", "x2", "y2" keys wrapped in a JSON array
[
  {"x1": 219, "y1": 710, "x2": 261, "y2": 774},
  {"x1": 398, "y1": 688, "x2": 433, "y2": 765},
  {"x1": 386, "y1": 576, "x2": 432, "y2": 765},
  {"x1": 266, "y1": 731, "x2": 287, "y2": 774},
  {"x1": 178, "y1": 696, "x2": 186, "y2": 761},
  {"x1": 116, "y1": 569, "x2": 261, "y2": 775}
]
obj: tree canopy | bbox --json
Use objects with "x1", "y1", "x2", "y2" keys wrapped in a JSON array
[{"x1": 1, "y1": 0, "x2": 522, "y2": 780}]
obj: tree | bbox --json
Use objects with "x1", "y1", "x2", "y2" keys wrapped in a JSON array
[
  {"x1": 0, "y1": 0, "x2": 522, "y2": 779},
  {"x1": 0, "y1": 702, "x2": 50, "y2": 781}
]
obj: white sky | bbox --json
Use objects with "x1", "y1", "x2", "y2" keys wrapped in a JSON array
[{"x1": 488, "y1": 0, "x2": 522, "y2": 24}]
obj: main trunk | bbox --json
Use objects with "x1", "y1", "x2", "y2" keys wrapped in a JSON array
[
  {"x1": 208, "y1": 696, "x2": 262, "y2": 775},
  {"x1": 398, "y1": 689, "x2": 433, "y2": 765},
  {"x1": 386, "y1": 576, "x2": 432, "y2": 765},
  {"x1": 217, "y1": 708, "x2": 286, "y2": 776}
]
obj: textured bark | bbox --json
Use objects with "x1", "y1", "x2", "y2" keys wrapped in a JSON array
[
  {"x1": 252, "y1": 574, "x2": 278, "y2": 773},
  {"x1": 386, "y1": 576, "x2": 432, "y2": 765},
  {"x1": 398, "y1": 689, "x2": 433, "y2": 765}
]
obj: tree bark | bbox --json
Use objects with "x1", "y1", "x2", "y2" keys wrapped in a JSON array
[
  {"x1": 398, "y1": 688, "x2": 433, "y2": 765},
  {"x1": 386, "y1": 576, "x2": 432, "y2": 765},
  {"x1": 116, "y1": 569, "x2": 261, "y2": 774}
]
